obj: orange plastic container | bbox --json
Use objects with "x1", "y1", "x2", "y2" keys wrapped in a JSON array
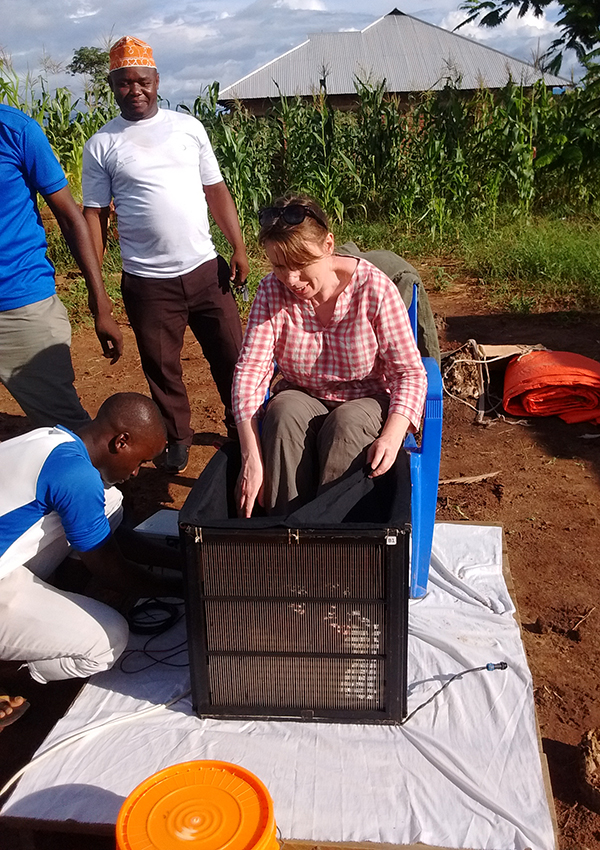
[{"x1": 116, "y1": 760, "x2": 279, "y2": 850}]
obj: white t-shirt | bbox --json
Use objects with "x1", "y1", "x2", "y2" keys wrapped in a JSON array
[{"x1": 83, "y1": 109, "x2": 223, "y2": 278}]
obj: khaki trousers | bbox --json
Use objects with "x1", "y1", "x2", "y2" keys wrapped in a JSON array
[
  {"x1": 261, "y1": 389, "x2": 389, "y2": 516},
  {"x1": 0, "y1": 295, "x2": 90, "y2": 430}
]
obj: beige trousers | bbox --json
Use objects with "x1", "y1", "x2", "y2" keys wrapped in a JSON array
[
  {"x1": 261, "y1": 389, "x2": 389, "y2": 516},
  {"x1": 0, "y1": 295, "x2": 90, "y2": 430}
]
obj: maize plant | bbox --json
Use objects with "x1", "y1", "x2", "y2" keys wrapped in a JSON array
[{"x1": 2, "y1": 61, "x2": 600, "y2": 231}]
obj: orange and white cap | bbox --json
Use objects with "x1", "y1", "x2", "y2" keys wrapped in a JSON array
[{"x1": 109, "y1": 36, "x2": 156, "y2": 73}]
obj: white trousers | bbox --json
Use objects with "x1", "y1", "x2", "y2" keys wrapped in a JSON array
[{"x1": 0, "y1": 487, "x2": 129, "y2": 683}]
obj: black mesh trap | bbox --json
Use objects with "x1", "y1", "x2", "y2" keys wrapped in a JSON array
[{"x1": 180, "y1": 443, "x2": 411, "y2": 723}]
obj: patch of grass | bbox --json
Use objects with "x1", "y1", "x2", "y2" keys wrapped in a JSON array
[
  {"x1": 47, "y1": 211, "x2": 600, "y2": 329},
  {"x1": 507, "y1": 294, "x2": 537, "y2": 314},
  {"x1": 56, "y1": 273, "x2": 123, "y2": 327},
  {"x1": 335, "y1": 219, "x2": 449, "y2": 258},
  {"x1": 46, "y1": 225, "x2": 76, "y2": 275},
  {"x1": 212, "y1": 228, "x2": 266, "y2": 321},
  {"x1": 101, "y1": 231, "x2": 124, "y2": 276},
  {"x1": 430, "y1": 266, "x2": 455, "y2": 292},
  {"x1": 463, "y1": 218, "x2": 600, "y2": 311},
  {"x1": 48, "y1": 225, "x2": 125, "y2": 327}
]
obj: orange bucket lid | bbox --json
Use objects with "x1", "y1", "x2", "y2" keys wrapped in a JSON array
[{"x1": 116, "y1": 760, "x2": 277, "y2": 850}]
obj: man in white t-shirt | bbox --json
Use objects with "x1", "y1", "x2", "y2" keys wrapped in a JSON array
[{"x1": 83, "y1": 36, "x2": 248, "y2": 473}]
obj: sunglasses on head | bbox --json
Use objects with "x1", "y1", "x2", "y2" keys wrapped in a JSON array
[{"x1": 258, "y1": 204, "x2": 328, "y2": 230}]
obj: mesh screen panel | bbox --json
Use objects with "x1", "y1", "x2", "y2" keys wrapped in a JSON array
[
  {"x1": 208, "y1": 655, "x2": 385, "y2": 709},
  {"x1": 202, "y1": 541, "x2": 384, "y2": 598},
  {"x1": 184, "y1": 529, "x2": 408, "y2": 722},
  {"x1": 204, "y1": 600, "x2": 385, "y2": 653}
]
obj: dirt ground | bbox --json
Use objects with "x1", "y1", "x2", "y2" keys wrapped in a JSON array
[{"x1": 1, "y1": 263, "x2": 600, "y2": 849}]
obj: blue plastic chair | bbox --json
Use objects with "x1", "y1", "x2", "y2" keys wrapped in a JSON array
[{"x1": 404, "y1": 283, "x2": 443, "y2": 597}]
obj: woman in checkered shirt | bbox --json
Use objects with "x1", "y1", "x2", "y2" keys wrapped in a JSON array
[{"x1": 232, "y1": 195, "x2": 427, "y2": 518}]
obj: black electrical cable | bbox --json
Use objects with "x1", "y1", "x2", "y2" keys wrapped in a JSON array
[
  {"x1": 126, "y1": 597, "x2": 181, "y2": 634},
  {"x1": 400, "y1": 662, "x2": 508, "y2": 725},
  {"x1": 119, "y1": 641, "x2": 189, "y2": 674},
  {"x1": 120, "y1": 599, "x2": 188, "y2": 673}
]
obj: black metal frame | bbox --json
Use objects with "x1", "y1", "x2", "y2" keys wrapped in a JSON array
[{"x1": 181, "y1": 523, "x2": 410, "y2": 724}]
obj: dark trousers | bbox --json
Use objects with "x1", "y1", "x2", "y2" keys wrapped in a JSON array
[{"x1": 121, "y1": 256, "x2": 243, "y2": 445}]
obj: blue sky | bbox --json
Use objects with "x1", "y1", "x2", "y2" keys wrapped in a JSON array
[{"x1": 1, "y1": 0, "x2": 575, "y2": 106}]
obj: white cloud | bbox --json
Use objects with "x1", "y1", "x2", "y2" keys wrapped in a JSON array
[
  {"x1": 442, "y1": 7, "x2": 555, "y2": 42},
  {"x1": 441, "y1": 6, "x2": 563, "y2": 71},
  {"x1": 504, "y1": 9, "x2": 553, "y2": 33},
  {"x1": 68, "y1": 7, "x2": 100, "y2": 21},
  {"x1": 146, "y1": 19, "x2": 218, "y2": 41},
  {"x1": 275, "y1": 0, "x2": 326, "y2": 10}
]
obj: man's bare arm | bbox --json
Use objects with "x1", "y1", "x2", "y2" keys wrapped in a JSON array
[
  {"x1": 83, "y1": 205, "x2": 111, "y2": 268},
  {"x1": 203, "y1": 180, "x2": 250, "y2": 283},
  {"x1": 45, "y1": 188, "x2": 123, "y2": 363},
  {"x1": 78, "y1": 535, "x2": 183, "y2": 599},
  {"x1": 114, "y1": 526, "x2": 182, "y2": 573}
]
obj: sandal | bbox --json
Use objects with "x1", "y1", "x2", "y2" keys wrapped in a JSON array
[{"x1": 0, "y1": 695, "x2": 30, "y2": 730}]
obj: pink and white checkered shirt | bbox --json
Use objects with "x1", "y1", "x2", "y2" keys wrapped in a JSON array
[{"x1": 232, "y1": 258, "x2": 427, "y2": 428}]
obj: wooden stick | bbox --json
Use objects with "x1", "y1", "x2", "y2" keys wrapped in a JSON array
[
  {"x1": 439, "y1": 471, "x2": 501, "y2": 485},
  {"x1": 572, "y1": 606, "x2": 596, "y2": 631}
]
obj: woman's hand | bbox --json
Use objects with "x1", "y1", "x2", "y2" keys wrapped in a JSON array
[
  {"x1": 235, "y1": 418, "x2": 265, "y2": 517},
  {"x1": 236, "y1": 454, "x2": 264, "y2": 518},
  {"x1": 367, "y1": 412, "x2": 411, "y2": 478}
]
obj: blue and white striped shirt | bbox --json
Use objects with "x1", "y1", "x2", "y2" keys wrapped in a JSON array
[{"x1": 0, "y1": 426, "x2": 111, "y2": 579}]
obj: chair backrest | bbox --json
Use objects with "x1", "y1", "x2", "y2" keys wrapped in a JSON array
[
  {"x1": 407, "y1": 282, "x2": 418, "y2": 342},
  {"x1": 404, "y1": 278, "x2": 443, "y2": 598}
]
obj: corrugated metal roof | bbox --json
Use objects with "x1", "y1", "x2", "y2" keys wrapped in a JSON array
[{"x1": 219, "y1": 9, "x2": 569, "y2": 101}]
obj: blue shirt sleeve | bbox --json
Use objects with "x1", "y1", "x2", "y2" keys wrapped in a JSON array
[
  {"x1": 21, "y1": 119, "x2": 67, "y2": 198},
  {"x1": 38, "y1": 442, "x2": 111, "y2": 552}
]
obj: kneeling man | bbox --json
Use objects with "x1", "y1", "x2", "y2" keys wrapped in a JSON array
[{"x1": 0, "y1": 392, "x2": 180, "y2": 683}]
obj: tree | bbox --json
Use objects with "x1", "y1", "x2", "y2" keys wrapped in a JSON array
[
  {"x1": 457, "y1": 0, "x2": 600, "y2": 73},
  {"x1": 67, "y1": 46, "x2": 110, "y2": 104}
]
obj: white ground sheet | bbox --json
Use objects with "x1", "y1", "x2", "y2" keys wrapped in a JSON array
[{"x1": 1, "y1": 524, "x2": 556, "y2": 850}]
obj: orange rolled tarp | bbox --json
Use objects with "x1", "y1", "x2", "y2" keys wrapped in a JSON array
[{"x1": 503, "y1": 350, "x2": 600, "y2": 425}]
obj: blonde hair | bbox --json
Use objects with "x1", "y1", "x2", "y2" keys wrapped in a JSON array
[{"x1": 258, "y1": 195, "x2": 330, "y2": 268}]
